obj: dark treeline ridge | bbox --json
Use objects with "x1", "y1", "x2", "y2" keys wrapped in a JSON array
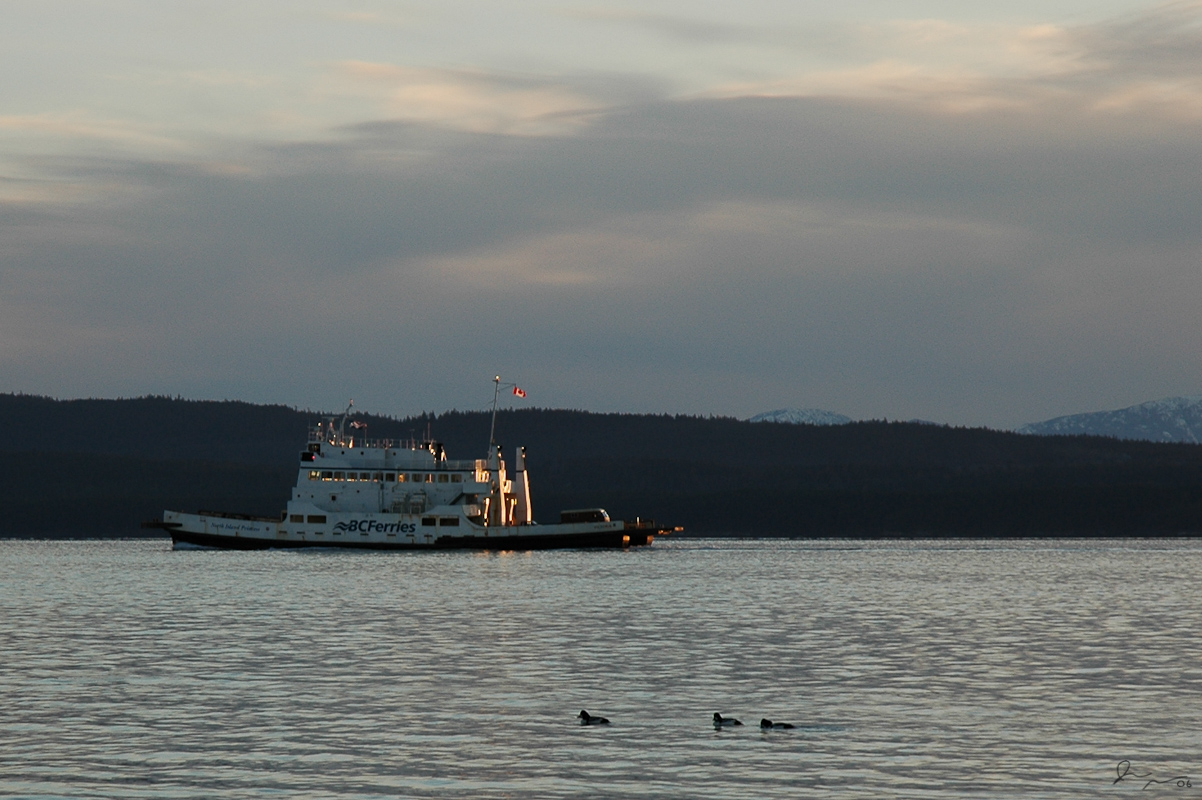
[{"x1": 2, "y1": 393, "x2": 1202, "y2": 537}]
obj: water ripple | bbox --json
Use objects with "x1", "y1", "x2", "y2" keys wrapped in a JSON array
[{"x1": 2, "y1": 538, "x2": 1200, "y2": 798}]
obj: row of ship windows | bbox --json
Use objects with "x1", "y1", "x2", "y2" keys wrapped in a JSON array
[
  {"x1": 286, "y1": 516, "x2": 460, "y2": 527},
  {"x1": 308, "y1": 470, "x2": 472, "y2": 484}
]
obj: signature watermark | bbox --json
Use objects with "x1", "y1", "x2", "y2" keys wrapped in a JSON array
[{"x1": 1115, "y1": 761, "x2": 1193, "y2": 790}]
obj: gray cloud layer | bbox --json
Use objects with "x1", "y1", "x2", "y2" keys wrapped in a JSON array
[{"x1": 3, "y1": 4, "x2": 1202, "y2": 425}]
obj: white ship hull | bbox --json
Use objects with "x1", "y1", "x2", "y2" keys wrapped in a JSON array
[{"x1": 162, "y1": 510, "x2": 667, "y2": 550}]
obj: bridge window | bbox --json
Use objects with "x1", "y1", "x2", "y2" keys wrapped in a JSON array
[
  {"x1": 421, "y1": 517, "x2": 436, "y2": 526},
  {"x1": 437, "y1": 474, "x2": 449, "y2": 483},
  {"x1": 322, "y1": 471, "x2": 333, "y2": 480},
  {"x1": 290, "y1": 514, "x2": 304, "y2": 523},
  {"x1": 372, "y1": 473, "x2": 383, "y2": 481},
  {"x1": 397, "y1": 473, "x2": 407, "y2": 483},
  {"x1": 307, "y1": 515, "x2": 326, "y2": 523},
  {"x1": 451, "y1": 474, "x2": 463, "y2": 483},
  {"x1": 308, "y1": 471, "x2": 320, "y2": 481},
  {"x1": 384, "y1": 473, "x2": 395, "y2": 482},
  {"x1": 333, "y1": 472, "x2": 344, "y2": 481}
]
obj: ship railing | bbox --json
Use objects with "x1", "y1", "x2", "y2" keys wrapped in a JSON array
[{"x1": 308, "y1": 426, "x2": 427, "y2": 451}]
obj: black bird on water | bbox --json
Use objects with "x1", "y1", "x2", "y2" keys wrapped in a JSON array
[
  {"x1": 578, "y1": 710, "x2": 610, "y2": 725},
  {"x1": 713, "y1": 713, "x2": 743, "y2": 727},
  {"x1": 760, "y1": 718, "x2": 795, "y2": 730}
]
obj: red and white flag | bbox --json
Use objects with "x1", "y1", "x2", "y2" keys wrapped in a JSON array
[{"x1": 512, "y1": 386, "x2": 527, "y2": 398}]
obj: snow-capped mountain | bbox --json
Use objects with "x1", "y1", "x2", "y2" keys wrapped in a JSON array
[
  {"x1": 1016, "y1": 395, "x2": 1202, "y2": 443},
  {"x1": 748, "y1": 408, "x2": 852, "y2": 426}
]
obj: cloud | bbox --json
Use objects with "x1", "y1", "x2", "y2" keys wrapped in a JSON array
[
  {"x1": 325, "y1": 62, "x2": 662, "y2": 136},
  {"x1": 673, "y1": 2, "x2": 1202, "y2": 120},
  {"x1": 6, "y1": 76, "x2": 1202, "y2": 423},
  {"x1": 562, "y1": 8, "x2": 775, "y2": 46},
  {"x1": 5, "y1": 3, "x2": 1202, "y2": 423}
]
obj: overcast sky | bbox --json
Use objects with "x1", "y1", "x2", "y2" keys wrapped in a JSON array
[{"x1": 3, "y1": 0, "x2": 1201, "y2": 427}]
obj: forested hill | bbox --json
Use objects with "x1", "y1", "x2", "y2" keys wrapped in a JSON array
[
  {"x1": 3, "y1": 394, "x2": 1202, "y2": 537},
  {"x1": 0, "y1": 394, "x2": 315, "y2": 464}
]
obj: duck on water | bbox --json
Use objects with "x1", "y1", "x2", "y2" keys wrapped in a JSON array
[
  {"x1": 146, "y1": 380, "x2": 679, "y2": 551},
  {"x1": 760, "y1": 718, "x2": 795, "y2": 730}
]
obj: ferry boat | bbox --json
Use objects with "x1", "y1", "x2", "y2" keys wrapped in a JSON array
[{"x1": 150, "y1": 385, "x2": 678, "y2": 551}]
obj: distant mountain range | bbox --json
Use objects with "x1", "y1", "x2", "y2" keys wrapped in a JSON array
[
  {"x1": 751, "y1": 396, "x2": 1202, "y2": 444},
  {"x1": 1017, "y1": 396, "x2": 1202, "y2": 443},
  {"x1": 748, "y1": 408, "x2": 852, "y2": 426}
]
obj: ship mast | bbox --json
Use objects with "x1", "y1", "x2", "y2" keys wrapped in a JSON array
[
  {"x1": 486, "y1": 375, "x2": 501, "y2": 455},
  {"x1": 337, "y1": 399, "x2": 353, "y2": 446}
]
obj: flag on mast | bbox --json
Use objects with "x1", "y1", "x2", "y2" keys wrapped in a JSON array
[{"x1": 512, "y1": 386, "x2": 527, "y2": 398}]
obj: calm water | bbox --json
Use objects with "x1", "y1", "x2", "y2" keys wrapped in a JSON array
[{"x1": 2, "y1": 538, "x2": 1200, "y2": 799}]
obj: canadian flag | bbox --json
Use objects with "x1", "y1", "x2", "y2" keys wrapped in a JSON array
[{"x1": 512, "y1": 386, "x2": 527, "y2": 398}]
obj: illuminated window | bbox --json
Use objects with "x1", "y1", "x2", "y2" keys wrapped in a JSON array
[
  {"x1": 397, "y1": 473, "x2": 407, "y2": 483},
  {"x1": 373, "y1": 472, "x2": 384, "y2": 481},
  {"x1": 333, "y1": 472, "x2": 345, "y2": 481},
  {"x1": 322, "y1": 471, "x2": 333, "y2": 480},
  {"x1": 308, "y1": 471, "x2": 320, "y2": 481}
]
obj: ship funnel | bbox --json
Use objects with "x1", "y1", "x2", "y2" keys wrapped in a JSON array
[{"x1": 512, "y1": 446, "x2": 532, "y2": 524}]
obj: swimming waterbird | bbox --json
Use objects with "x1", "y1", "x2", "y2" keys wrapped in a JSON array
[{"x1": 760, "y1": 718, "x2": 795, "y2": 730}]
